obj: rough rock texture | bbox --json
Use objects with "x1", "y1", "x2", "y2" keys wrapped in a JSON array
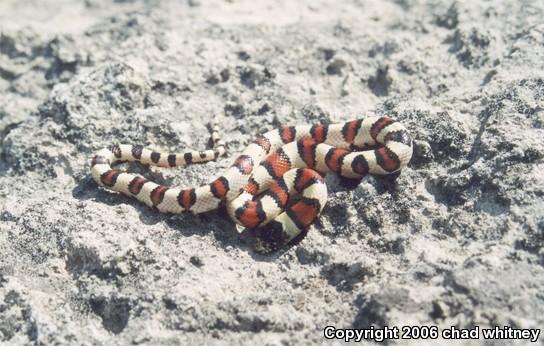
[{"x1": 1, "y1": 0, "x2": 543, "y2": 344}]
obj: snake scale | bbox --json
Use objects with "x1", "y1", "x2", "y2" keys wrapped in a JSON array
[{"x1": 91, "y1": 116, "x2": 413, "y2": 252}]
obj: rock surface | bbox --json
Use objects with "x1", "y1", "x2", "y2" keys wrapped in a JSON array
[{"x1": 1, "y1": 0, "x2": 543, "y2": 344}]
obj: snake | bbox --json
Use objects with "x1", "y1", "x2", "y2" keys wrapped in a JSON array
[{"x1": 90, "y1": 116, "x2": 413, "y2": 252}]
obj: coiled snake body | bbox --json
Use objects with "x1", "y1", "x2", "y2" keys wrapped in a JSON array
[{"x1": 91, "y1": 116, "x2": 413, "y2": 252}]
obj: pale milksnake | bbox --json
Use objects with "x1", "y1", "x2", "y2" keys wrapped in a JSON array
[{"x1": 91, "y1": 116, "x2": 413, "y2": 252}]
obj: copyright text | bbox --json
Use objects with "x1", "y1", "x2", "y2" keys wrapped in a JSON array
[{"x1": 323, "y1": 326, "x2": 540, "y2": 343}]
